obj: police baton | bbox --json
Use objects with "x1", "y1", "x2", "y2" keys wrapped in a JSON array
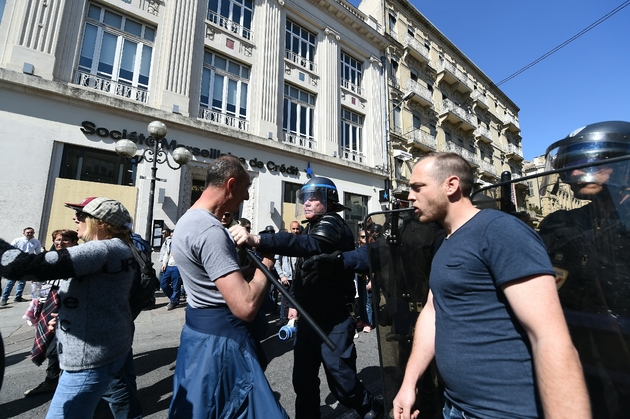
[{"x1": 245, "y1": 248, "x2": 337, "y2": 352}]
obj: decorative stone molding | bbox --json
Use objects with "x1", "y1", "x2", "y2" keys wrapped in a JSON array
[
  {"x1": 324, "y1": 27, "x2": 341, "y2": 41},
  {"x1": 205, "y1": 24, "x2": 216, "y2": 40},
  {"x1": 147, "y1": 0, "x2": 161, "y2": 16},
  {"x1": 275, "y1": 0, "x2": 285, "y2": 7},
  {"x1": 370, "y1": 56, "x2": 383, "y2": 68}
]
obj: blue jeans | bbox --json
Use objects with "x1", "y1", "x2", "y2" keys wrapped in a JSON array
[
  {"x1": 160, "y1": 266, "x2": 181, "y2": 303},
  {"x1": 46, "y1": 353, "x2": 127, "y2": 419},
  {"x1": 101, "y1": 349, "x2": 143, "y2": 419},
  {"x1": 443, "y1": 399, "x2": 480, "y2": 419},
  {"x1": 2, "y1": 279, "x2": 26, "y2": 301}
]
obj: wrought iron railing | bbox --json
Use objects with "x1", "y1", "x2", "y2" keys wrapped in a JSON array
[{"x1": 74, "y1": 70, "x2": 148, "y2": 103}]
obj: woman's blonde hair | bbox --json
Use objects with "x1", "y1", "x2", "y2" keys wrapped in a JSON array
[{"x1": 82, "y1": 216, "x2": 132, "y2": 244}]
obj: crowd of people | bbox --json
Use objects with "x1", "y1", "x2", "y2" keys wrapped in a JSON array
[{"x1": 2, "y1": 120, "x2": 629, "y2": 419}]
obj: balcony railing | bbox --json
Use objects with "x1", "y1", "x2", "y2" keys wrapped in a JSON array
[
  {"x1": 475, "y1": 125, "x2": 492, "y2": 142},
  {"x1": 503, "y1": 113, "x2": 520, "y2": 130},
  {"x1": 199, "y1": 108, "x2": 249, "y2": 131},
  {"x1": 341, "y1": 78, "x2": 363, "y2": 96},
  {"x1": 207, "y1": 10, "x2": 252, "y2": 40},
  {"x1": 342, "y1": 147, "x2": 365, "y2": 163},
  {"x1": 283, "y1": 131, "x2": 316, "y2": 150},
  {"x1": 505, "y1": 143, "x2": 524, "y2": 158},
  {"x1": 480, "y1": 160, "x2": 496, "y2": 176},
  {"x1": 471, "y1": 90, "x2": 489, "y2": 108},
  {"x1": 441, "y1": 99, "x2": 477, "y2": 128},
  {"x1": 445, "y1": 141, "x2": 480, "y2": 166},
  {"x1": 74, "y1": 70, "x2": 148, "y2": 103},
  {"x1": 388, "y1": 77, "x2": 400, "y2": 90},
  {"x1": 402, "y1": 34, "x2": 430, "y2": 63},
  {"x1": 404, "y1": 79, "x2": 433, "y2": 107},
  {"x1": 406, "y1": 129, "x2": 436, "y2": 150},
  {"x1": 285, "y1": 50, "x2": 316, "y2": 73},
  {"x1": 436, "y1": 59, "x2": 473, "y2": 91}
]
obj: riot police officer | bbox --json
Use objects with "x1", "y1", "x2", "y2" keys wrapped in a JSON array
[
  {"x1": 231, "y1": 177, "x2": 382, "y2": 419},
  {"x1": 538, "y1": 120, "x2": 630, "y2": 419}
]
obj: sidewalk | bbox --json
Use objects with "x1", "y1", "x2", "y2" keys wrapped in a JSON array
[{"x1": 0, "y1": 290, "x2": 382, "y2": 419}]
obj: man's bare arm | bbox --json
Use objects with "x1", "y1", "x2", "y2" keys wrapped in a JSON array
[
  {"x1": 215, "y1": 256, "x2": 272, "y2": 322},
  {"x1": 393, "y1": 291, "x2": 437, "y2": 419},
  {"x1": 502, "y1": 274, "x2": 591, "y2": 419}
]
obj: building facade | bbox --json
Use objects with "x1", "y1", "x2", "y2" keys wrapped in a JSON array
[
  {"x1": 358, "y1": 0, "x2": 525, "y2": 204},
  {"x1": 0, "y1": 0, "x2": 390, "y2": 247}
]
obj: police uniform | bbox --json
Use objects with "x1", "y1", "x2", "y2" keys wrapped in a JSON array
[{"x1": 257, "y1": 211, "x2": 379, "y2": 419}]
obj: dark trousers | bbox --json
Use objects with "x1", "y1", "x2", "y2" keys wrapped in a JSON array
[{"x1": 293, "y1": 316, "x2": 373, "y2": 419}]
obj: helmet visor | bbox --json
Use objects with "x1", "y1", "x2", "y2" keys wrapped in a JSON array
[{"x1": 295, "y1": 185, "x2": 330, "y2": 218}]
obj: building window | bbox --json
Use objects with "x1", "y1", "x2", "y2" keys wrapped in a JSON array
[
  {"x1": 283, "y1": 84, "x2": 316, "y2": 149},
  {"x1": 344, "y1": 193, "x2": 368, "y2": 223},
  {"x1": 407, "y1": 25, "x2": 414, "y2": 37},
  {"x1": 199, "y1": 51, "x2": 250, "y2": 131},
  {"x1": 394, "y1": 157, "x2": 404, "y2": 179},
  {"x1": 285, "y1": 20, "x2": 316, "y2": 72},
  {"x1": 410, "y1": 69, "x2": 418, "y2": 82},
  {"x1": 388, "y1": 14, "x2": 397, "y2": 36},
  {"x1": 341, "y1": 108, "x2": 365, "y2": 163},
  {"x1": 341, "y1": 52, "x2": 363, "y2": 95},
  {"x1": 392, "y1": 106, "x2": 401, "y2": 135},
  {"x1": 60, "y1": 144, "x2": 136, "y2": 186},
  {"x1": 207, "y1": 0, "x2": 253, "y2": 40},
  {"x1": 430, "y1": 123, "x2": 437, "y2": 137},
  {"x1": 445, "y1": 130, "x2": 451, "y2": 143},
  {"x1": 412, "y1": 113, "x2": 421, "y2": 129},
  {"x1": 75, "y1": 3, "x2": 154, "y2": 103}
]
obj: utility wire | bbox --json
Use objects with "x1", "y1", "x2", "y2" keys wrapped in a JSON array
[{"x1": 496, "y1": 0, "x2": 630, "y2": 86}]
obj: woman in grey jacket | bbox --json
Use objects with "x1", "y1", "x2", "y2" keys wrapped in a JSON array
[{"x1": 0, "y1": 197, "x2": 137, "y2": 419}]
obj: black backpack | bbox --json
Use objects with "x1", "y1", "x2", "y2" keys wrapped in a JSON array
[{"x1": 128, "y1": 236, "x2": 158, "y2": 318}]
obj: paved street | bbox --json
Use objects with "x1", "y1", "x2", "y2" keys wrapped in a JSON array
[{"x1": 0, "y1": 291, "x2": 383, "y2": 419}]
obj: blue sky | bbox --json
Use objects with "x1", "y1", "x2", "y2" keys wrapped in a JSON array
[{"x1": 356, "y1": 0, "x2": 630, "y2": 160}]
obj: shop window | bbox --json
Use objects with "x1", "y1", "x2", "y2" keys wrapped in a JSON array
[
  {"x1": 60, "y1": 144, "x2": 136, "y2": 186},
  {"x1": 283, "y1": 182, "x2": 302, "y2": 204}
]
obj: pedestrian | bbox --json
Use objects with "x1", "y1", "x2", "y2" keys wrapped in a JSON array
[
  {"x1": 537, "y1": 121, "x2": 630, "y2": 418},
  {"x1": 160, "y1": 229, "x2": 182, "y2": 310},
  {"x1": 23, "y1": 229, "x2": 78, "y2": 397},
  {"x1": 231, "y1": 176, "x2": 383, "y2": 419},
  {"x1": 168, "y1": 155, "x2": 287, "y2": 419},
  {"x1": 0, "y1": 197, "x2": 138, "y2": 419},
  {"x1": 274, "y1": 221, "x2": 300, "y2": 327},
  {"x1": 392, "y1": 152, "x2": 590, "y2": 419},
  {"x1": 1, "y1": 227, "x2": 42, "y2": 305}
]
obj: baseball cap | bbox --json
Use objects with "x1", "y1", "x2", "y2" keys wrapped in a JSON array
[{"x1": 65, "y1": 197, "x2": 131, "y2": 229}]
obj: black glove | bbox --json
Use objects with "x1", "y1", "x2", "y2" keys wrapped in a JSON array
[{"x1": 300, "y1": 251, "x2": 344, "y2": 285}]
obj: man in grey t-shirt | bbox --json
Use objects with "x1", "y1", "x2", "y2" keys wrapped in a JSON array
[{"x1": 168, "y1": 155, "x2": 287, "y2": 419}]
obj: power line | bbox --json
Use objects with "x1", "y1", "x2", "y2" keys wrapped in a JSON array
[{"x1": 496, "y1": 0, "x2": 630, "y2": 86}]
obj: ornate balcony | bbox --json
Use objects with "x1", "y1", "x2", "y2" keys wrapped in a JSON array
[
  {"x1": 207, "y1": 10, "x2": 252, "y2": 41},
  {"x1": 402, "y1": 34, "x2": 430, "y2": 64},
  {"x1": 285, "y1": 50, "x2": 317, "y2": 73},
  {"x1": 445, "y1": 142, "x2": 480, "y2": 167},
  {"x1": 283, "y1": 131, "x2": 316, "y2": 150},
  {"x1": 436, "y1": 59, "x2": 473, "y2": 93},
  {"x1": 505, "y1": 143, "x2": 524, "y2": 161},
  {"x1": 479, "y1": 160, "x2": 496, "y2": 176},
  {"x1": 199, "y1": 108, "x2": 249, "y2": 131},
  {"x1": 475, "y1": 125, "x2": 492, "y2": 143},
  {"x1": 404, "y1": 79, "x2": 433, "y2": 108},
  {"x1": 74, "y1": 71, "x2": 148, "y2": 103},
  {"x1": 471, "y1": 90, "x2": 489, "y2": 109},
  {"x1": 503, "y1": 113, "x2": 520, "y2": 133},
  {"x1": 406, "y1": 129, "x2": 437, "y2": 151},
  {"x1": 439, "y1": 99, "x2": 476, "y2": 131},
  {"x1": 342, "y1": 147, "x2": 365, "y2": 163}
]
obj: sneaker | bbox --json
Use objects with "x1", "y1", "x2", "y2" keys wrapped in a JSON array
[
  {"x1": 0, "y1": 299, "x2": 7, "y2": 306},
  {"x1": 14, "y1": 296, "x2": 27, "y2": 302},
  {"x1": 364, "y1": 398, "x2": 384, "y2": 419},
  {"x1": 24, "y1": 380, "x2": 57, "y2": 397},
  {"x1": 363, "y1": 326, "x2": 372, "y2": 333},
  {"x1": 166, "y1": 301, "x2": 179, "y2": 310}
]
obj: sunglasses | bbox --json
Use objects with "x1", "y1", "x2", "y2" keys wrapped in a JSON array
[
  {"x1": 359, "y1": 235, "x2": 366, "y2": 239},
  {"x1": 75, "y1": 211, "x2": 89, "y2": 221},
  {"x1": 222, "y1": 213, "x2": 231, "y2": 218}
]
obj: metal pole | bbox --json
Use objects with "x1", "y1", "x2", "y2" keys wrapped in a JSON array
[{"x1": 145, "y1": 139, "x2": 159, "y2": 243}]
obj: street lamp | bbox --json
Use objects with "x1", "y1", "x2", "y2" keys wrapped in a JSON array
[{"x1": 115, "y1": 120, "x2": 192, "y2": 243}]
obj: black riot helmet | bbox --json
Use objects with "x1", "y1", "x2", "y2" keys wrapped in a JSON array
[
  {"x1": 540, "y1": 121, "x2": 630, "y2": 196},
  {"x1": 295, "y1": 177, "x2": 349, "y2": 217}
]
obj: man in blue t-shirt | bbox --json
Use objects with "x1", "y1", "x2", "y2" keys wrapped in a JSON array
[{"x1": 393, "y1": 152, "x2": 590, "y2": 419}]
